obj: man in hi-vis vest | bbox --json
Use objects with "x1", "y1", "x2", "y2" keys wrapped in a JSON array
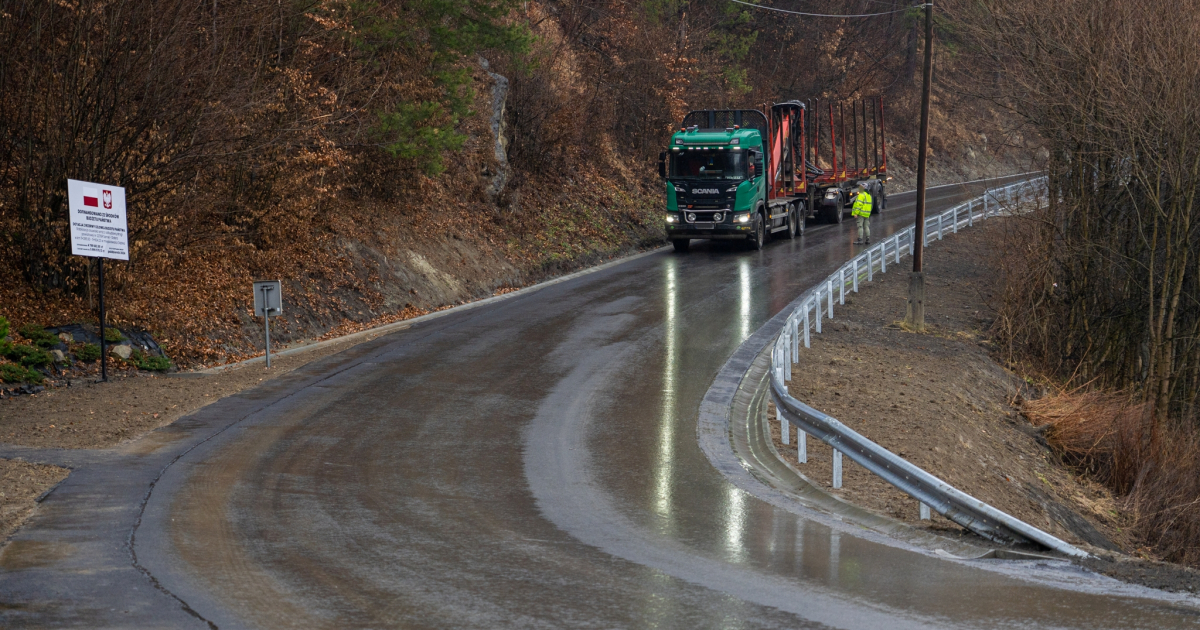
[{"x1": 852, "y1": 182, "x2": 873, "y2": 245}]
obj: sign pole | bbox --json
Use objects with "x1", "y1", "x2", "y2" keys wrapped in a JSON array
[
  {"x1": 262, "y1": 284, "x2": 272, "y2": 368},
  {"x1": 98, "y1": 257, "x2": 108, "y2": 382}
]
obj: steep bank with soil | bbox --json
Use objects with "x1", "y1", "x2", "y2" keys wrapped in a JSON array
[
  {"x1": 771, "y1": 217, "x2": 1200, "y2": 591},
  {"x1": 774, "y1": 219, "x2": 1126, "y2": 550}
]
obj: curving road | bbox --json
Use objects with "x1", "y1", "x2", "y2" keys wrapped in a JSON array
[{"x1": 4, "y1": 176, "x2": 1200, "y2": 628}]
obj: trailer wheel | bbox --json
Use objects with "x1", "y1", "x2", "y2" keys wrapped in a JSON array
[
  {"x1": 672, "y1": 239, "x2": 690, "y2": 253},
  {"x1": 784, "y1": 204, "x2": 799, "y2": 239}
]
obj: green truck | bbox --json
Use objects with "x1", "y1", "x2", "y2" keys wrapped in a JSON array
[{"x1": 658, "y1": 98, "x2": 888, "y2": 252}]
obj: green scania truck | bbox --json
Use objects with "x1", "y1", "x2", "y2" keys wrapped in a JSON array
[{"x1": 658, "y1": 98, "x2": 888, "y2": 252}]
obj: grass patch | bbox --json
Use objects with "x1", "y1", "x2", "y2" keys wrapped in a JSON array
[
  {"x1": 75, "y1": 343, "x2": 101, "y2": 362},
  {"x1": 0, "y1": 362, "x2": 44, "y2": 384}
]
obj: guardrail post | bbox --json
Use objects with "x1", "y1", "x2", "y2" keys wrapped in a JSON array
[
  {"x1": 781, "y1": 415, "x2": 789, "y2": 445},
  {"x1": 983, "y1": 193, "x2": 989, "y2": 218},
  {"x1": 880, "y1": 243, "x2": 887, "y2": 273},
  {"x1": 937, "y1": 214, "x2": 944, "y2": 240},
  {"x1": 833, "y1": 450, "x2": 843, "y2": 489},
  {"x1": 815, "y1": 297, "x2": 822, "y2": 333},
  {"x1": 827, "y1": 281, "x2": 834, "y2": 319},
  {"x1": 909, "y1": 227, "x2": 916, "y2": 256},
  {"x1": 803, "y1": 309, "x2": 810, "y2": 348},
  {"x1": 798, "y1": 428, "x2": 807, "y2": 463},
  {"x1": 953, "y1": 207, "x2": 959, "y2": 233},
  {"x1": 791, "y1": 317, "x2": 799, "y2": 361},
  {"x1": 920, "y1": 502, "x2": 931, "y2": 520},
  {"x1": 839, "y1": 268, "x2": 846, "y2": 304},
  {"x1": 968, "y1": 199, "x2": 974, "y2": 226},
  {"x1": 852, "y1": 259, "x2": 859, "y2": 293},
  {"x1": 893, "y1": 235, "x2": 901, "y2": 265},
  {"x1": 866, "y1": 250, "x2": 873, "y2": 282}
]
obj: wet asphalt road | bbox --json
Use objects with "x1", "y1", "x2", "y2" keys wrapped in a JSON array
[{"x1": 4, "y1": 176, "x2": 1200, "y2": 628}]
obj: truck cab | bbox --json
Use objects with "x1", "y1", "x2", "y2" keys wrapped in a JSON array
[
  {"x1": 660, "y1": 105, "x2": 810, "y2": 252},
  {"x1": 661, "y1": 126, "x2": 766, "y2": 252}
]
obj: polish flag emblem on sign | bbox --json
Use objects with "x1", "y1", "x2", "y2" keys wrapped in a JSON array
[
  {"x1": 83, "y1": 188, "x2": 100, "y2": 207},
  {"x1": 102, "y1": 190, "x2": 112, "y2": 209}
]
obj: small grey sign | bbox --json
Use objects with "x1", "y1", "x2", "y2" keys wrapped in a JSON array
[{"x1": 253, "y1": 280, "x2": 282, "y2": 317}]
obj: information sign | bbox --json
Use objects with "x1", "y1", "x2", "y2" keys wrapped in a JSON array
[{"x1": 67, "y1": 179, "x2": 128, "y2": 260}]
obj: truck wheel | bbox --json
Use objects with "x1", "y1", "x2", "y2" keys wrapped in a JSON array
[
  {"x1": 749, "y1": 214, "x2": 765, "y2": 250},
  {"x1": 824, "y1": 198, "x2": 844, "y2": 224},
  {"x1": 672, "y1": 239, "x2": 690, "y2": 253},
  {"x1": 784, "y1": 204, "x2": 799, "y2": 239}
]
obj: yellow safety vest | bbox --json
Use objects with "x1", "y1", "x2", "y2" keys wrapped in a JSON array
[{"x1": 852, "y1": 191, "x2": 873, "y2": 218}]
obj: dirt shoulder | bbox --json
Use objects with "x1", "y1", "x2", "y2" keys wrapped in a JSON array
[
  {"x1": 0, "y1": 318, "x2": 398, "y2": 547},
  {"x1": 0, "y1": 328, "x2": 395, "y2": 451},
  {"x1": 772, "y1": 218, "x2": 1200, "y2": 593},
  {"x1": 0, "y1": 460, "x2": 69, "y2": 542}
]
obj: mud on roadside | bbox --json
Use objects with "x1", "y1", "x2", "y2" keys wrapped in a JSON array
[{"x1": 773, "y1": 218, "x2": 1200, "y2": 594}]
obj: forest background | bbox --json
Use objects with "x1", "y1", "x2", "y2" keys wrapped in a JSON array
[{"x1": 0, "y1": 0, "x2": 1034, "y2": 366}]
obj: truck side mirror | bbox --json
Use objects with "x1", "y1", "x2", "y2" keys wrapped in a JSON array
[{"x1": 658, "y1": 152, "x2": 667, "y2": 179}]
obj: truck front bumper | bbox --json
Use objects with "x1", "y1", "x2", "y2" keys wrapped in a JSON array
[{"x1": 665, "y1": 224, "x2": 755, "y2": 239}]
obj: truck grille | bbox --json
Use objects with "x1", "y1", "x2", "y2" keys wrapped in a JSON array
[{"x1": 685, "y1": 211, "x2": 726, "y2": 223}]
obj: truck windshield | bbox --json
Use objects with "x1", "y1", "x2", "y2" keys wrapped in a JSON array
[{"x1": 670, "y1": 150, "x2": 746, "y2": 180}]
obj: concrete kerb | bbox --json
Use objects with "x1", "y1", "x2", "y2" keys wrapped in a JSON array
[
  {"x1": 694, "y1": 263, "x2": 1023, "y2": 563},
  {"x1": 200, "y1": 245, "x2": 672, "y2": 375}
]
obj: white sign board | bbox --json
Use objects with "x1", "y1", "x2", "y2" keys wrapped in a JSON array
[
  {"x1": 67, "y1": 179, "x2": 129, "y2": 260},
  {"x1": 253, "y1": 280, "x2": 283, "y2": 317}
]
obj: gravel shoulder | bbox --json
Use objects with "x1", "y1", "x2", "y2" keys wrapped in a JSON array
[{"x1": 772, "y1": 218, "x2": 1200, "y2": 593}]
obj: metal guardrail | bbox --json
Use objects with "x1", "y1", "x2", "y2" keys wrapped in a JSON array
[{"x1": 766, "y1": 177, "x2": 1089, "y2": 558}]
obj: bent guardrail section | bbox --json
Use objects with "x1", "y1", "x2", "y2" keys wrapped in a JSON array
[{"x1": 766, "y1": 177, "x2": 1088, "y2": 558}]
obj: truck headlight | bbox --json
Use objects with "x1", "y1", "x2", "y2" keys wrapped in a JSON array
[
  {"x1": 735, "y1": 213, "x2": 750, "y2": 223},
  {"x1": 713, "y1": 212, "x2": 724, "y2": 222},
  {"x1": 665, "y1": 214, "x2": 678, "y2": 223}
]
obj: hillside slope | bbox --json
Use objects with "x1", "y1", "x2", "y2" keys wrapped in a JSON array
[{"x1": 0, "y1": 0, "x2": 1035, "y2": 368}]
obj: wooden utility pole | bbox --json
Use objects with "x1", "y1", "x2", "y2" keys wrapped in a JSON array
[{"x1": 906, "y1": 1, "x2": 934, "y2": 331}]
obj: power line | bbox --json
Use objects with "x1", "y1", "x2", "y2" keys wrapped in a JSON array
[{"x1": 727, "y1": 0, "x2": 926, "y2": 18}]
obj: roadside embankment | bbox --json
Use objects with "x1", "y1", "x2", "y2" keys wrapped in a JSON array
[{"x1": 768, "y1": 218, "x2": 1200, "y2": 592}]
